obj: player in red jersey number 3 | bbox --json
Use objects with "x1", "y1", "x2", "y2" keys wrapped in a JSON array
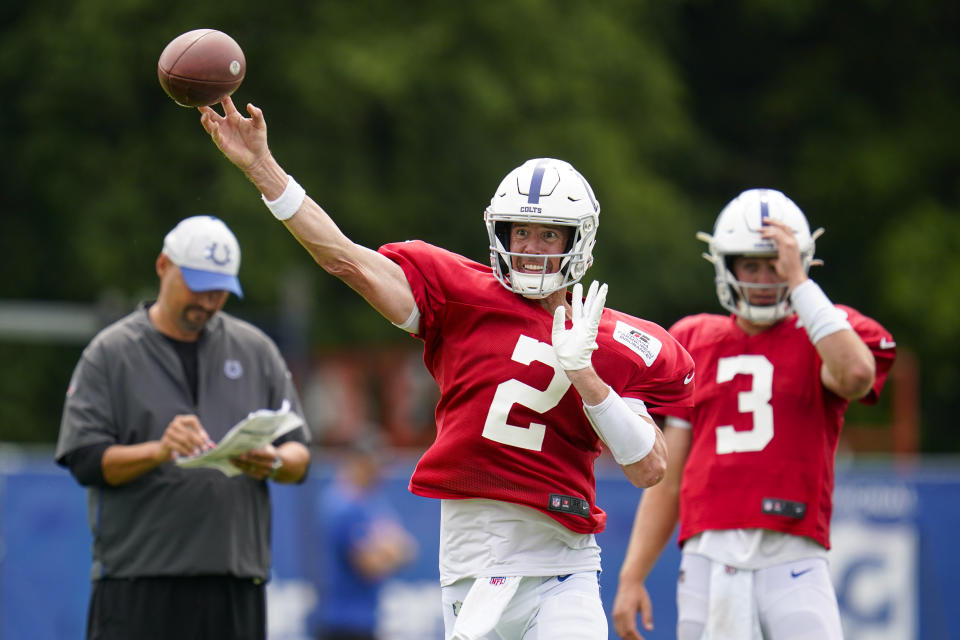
[
  {"x1": 199, "y1": 98, "x2": 695, "y2": 639},
  {"x1": 612, "y1": 189, "x2": 897, "y2": 640}
]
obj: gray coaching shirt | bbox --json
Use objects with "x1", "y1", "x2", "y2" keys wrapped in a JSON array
[{"x1": 55, "y1": 304, "x2": 309, "y2": 581}]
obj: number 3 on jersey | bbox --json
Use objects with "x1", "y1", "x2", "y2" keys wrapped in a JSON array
[
  {"x1": 715, "y1": 355, "x2": 774, "y2": 454},
  {"x1": 482, "y1": 334, "x2": 571, "y2": 451}
]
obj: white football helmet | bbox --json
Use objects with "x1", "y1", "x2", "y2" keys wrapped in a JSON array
[
  {"x1": 697, "y1": 188, "x2": 824, "y2": 323},
  {"x1": 484, "y1": 158, "x2": 600, "y2": 299}
]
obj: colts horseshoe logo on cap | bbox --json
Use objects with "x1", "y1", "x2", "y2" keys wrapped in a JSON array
[{"x1": 205, "y1": 242, "x2": 232, "y2": 267}]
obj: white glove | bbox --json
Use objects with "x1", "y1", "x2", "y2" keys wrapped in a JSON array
[{"x1": 552, "y1": 280, "x2": 608, "y2": 371}]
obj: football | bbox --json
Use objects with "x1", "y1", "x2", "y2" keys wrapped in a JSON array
[{"x1": 157, "y1": 29, "x2": 246, "y2": 108}]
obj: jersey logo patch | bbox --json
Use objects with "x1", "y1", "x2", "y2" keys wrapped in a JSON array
[
  {"x1": 548, "y1": 493, "x2": 590, "y2": 518},
  {"x1": 879, "y1": 337, "x2": 896, "y2": 349},
  {"x1": 223, "y1": 359, "x2": 244, "y2": 380},
  {"x1": 762, "y1": 497, "x2": 807, "y2": 520},
  {"x1": 613, "y1": 321, "x2": 662, "y2": 366}
]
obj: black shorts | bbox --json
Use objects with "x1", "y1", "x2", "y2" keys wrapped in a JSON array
[{"x1": 86, "y1": 575, "x2": 266, "y2": 640}]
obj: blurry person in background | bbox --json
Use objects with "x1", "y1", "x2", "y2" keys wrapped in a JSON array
[
  {"x1": 56, "y1": 215, "x2": 311, "y2": 640},
  {"x1": 612, "y1": 189, "x2": 897, "y2": 640},
  {"x1": 313, "y1": 431, "x2": 417, "y2": 640}
]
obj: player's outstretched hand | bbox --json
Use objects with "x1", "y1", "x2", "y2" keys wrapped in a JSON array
[
  {"x1": 552, "y1": 280, "x2": 607, "y2": 371},
  {"x1": 198, "y1": 96, "x2": 270, "y2": 173},
  {"x1": 612, "y1": 578, "x2": 655, "y2": 640}
]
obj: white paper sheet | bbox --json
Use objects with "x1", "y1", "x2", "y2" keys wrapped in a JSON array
[{"x1": 175, "y1": 400, "x2": 304, "y2": 476}]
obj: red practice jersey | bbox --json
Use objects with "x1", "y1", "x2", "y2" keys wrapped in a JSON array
[
  {"x1": 657, "y1": 310, "x2": 896, "y2": 548},
  {"x1": 379, "y1": 241, "x2": 695, "y2": 534}
]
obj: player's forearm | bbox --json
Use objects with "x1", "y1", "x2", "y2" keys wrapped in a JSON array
[
  {"x1": 789, "y1": 278, "x2": 875, "y2": 398},
  {"x1": 244, "y1": 156, "x2": 356, "y2": 270},
  {"x1": 817, "y1": 330, "x2": 876, "y2": 399},
  {"x1": 620, "y1": 423, "x2": 688, "y2": 580},
  {"x1": 564, "y1": 366, "x2": 611, "y2": 405},
  {"x1": 620, "y1": 426, "x2": 667, "y2": 488},
  {"x1": 573, "y1": 372, "x2": 666, "y2": 486},
  {"x1": 619, "y1": 483, "x2": 680, "y2": 583},
  {"x1": 244, "y1": 163, "x2": 419, "y2": 327},
  {"x1": 242, "y1": 151, "x2": 289, "y2": 200},
  {"x1": 238, "y1": 149, "x2": 362, "y2": 272},
  {"x1": 101, "y1": 441, "x2": 170, "y2": 486}
]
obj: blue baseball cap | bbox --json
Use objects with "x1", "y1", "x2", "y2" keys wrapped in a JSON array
[{"x1": 161, "y1": 215, "x2": 243, "y2": 297}]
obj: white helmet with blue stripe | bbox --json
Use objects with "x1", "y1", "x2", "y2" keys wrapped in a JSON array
[
  {"x1": 484, "y1": 158, "x2": 600, "y2": 299},
  {"x1": 697, "y1": 188, "x2": 823, "y2": 323}
]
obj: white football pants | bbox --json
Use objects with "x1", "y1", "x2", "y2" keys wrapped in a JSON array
[
  {"x1": 677, "y1": 553, "x2": 844, "y2": 640},
  {"x1": 442, "y1": 571, "x2": 607, "y2": 639}
]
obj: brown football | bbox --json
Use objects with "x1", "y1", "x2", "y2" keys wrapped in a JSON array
[{"x1": 157, "y1": 29, "x2": 245, "y2": 108}]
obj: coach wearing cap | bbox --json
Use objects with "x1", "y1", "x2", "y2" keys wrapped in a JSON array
[{"x1": 55, "y1": 215, "x2": 311, "y2": 640}]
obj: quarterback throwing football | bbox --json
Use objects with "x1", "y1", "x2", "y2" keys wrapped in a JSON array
[
  {"x1": 612, "y1": 189, "x2": 897, "y2": 640},
  {"x1": 200, "y1": 98, "x2": 695, "y2": 639}
]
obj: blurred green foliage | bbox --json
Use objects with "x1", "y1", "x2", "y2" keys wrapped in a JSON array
[{"x1": 1, "y1": 0, "x2": 957, "y2": 450}]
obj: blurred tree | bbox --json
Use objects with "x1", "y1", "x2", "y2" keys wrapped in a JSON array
[{"x1": 0, "y1": 0, "x2": 956, "y2": 449}]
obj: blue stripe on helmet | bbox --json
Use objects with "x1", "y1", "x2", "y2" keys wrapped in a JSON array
[
  {"x1": 527, "y1": 160, "x2": 549, "y2": 204},
  {"x1": 759, "y1": 191, "x2": 770, "y2": 224}
]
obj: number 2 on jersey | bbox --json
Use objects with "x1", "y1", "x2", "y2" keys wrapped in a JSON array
[
  {"x1": 715, "y1": 355, "x2": 774, "y2": 454},
  {"x1": 482, "y1": 334, "x2": 571, "y2": 451}
]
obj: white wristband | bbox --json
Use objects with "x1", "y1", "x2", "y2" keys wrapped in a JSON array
[
  {"x1": 391, "y1": 306, "x2": 421, "y2": 334},
  {"x1": 790, "y1": 279, "x2": 852, "y2": 344},
  {"x1": 261, "y1": 175, "x2": 306, "y2": 221},
  {"x1": 583, "y1": 387, "x2": 656, "y2": 466}
]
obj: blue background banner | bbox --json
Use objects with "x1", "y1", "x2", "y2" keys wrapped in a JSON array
[{"x1": 2, "y1": 451, "x2": 958, "y2": 640}]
